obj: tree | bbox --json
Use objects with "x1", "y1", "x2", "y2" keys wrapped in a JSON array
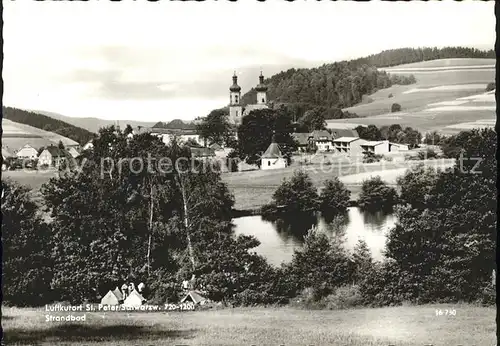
[
  {"x1": 391, "y1": 103, "x2": 401, "y2": 112},
  {"x1": 264, "y1": 170, "x2": 319, "y2": 217},
  {"x1": 58, "y1": 140, "x2": 65, "y2": 149},
  {"x1": 352, "y1": 239, "x2": 374, "y2": 285},
  {"x1": 288, "y1": 228, "x2": 351, "y2": 300},
  {"x1": 485, "y1": 82, "x2": 495, "y2": 91},
  {"x1": 319, "y1": 178, "x2": 351, "y2": 217},
  {"x1": 356, "y1": 125, "x2": 382, "y2": 141},
  {"x1": 397, "y1": 165, "x2": 439, "y2": 209},
  {"x1": 196, "y1": 109, "x2": 233, "y2": 146},
  {"x1": 298, "y1": 107, "x2": 327, "y2": 132},
  {"x1": 237, "y1": 108, "x2": 296, "y2": 167},
  {"x1": 2, "y1": 179, "x2": 53, "y2": 306},
  {"x1": 358, "y1": 176, "x2": 397, "y2": 211}
]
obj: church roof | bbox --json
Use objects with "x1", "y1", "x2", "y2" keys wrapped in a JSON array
[
  {"x1": 255, "y1": 73, "x2": 268, "y2": 92},
  {"x1": 230, "y1": 74, "x2": 241, "y2": 92},
  {"x1": 262, "y1": 137, "x2": 283, "y2": 159}
]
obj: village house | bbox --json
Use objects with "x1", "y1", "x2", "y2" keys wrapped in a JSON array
[
  {"x1": 291, "y1": 133, "x2": 311, "y2": 152},
  {"x1": 37, "y1": 146, "x2": 71, "y2": 167},
  {"x1": 16, "y1": 144, "x2": 38, "y2": 159},
  {"x1": 261, "y1": 136, "x2": 287, "y2": 170},
  {"x1": 190, "y1": 147, "x2": 216, "y2": 161},
  {"x1": 309, "y1": 130, "x2": 334, "y2": 152},
  {"x1": 360, "y1": 140, "x2": 391, "y2": 155},
  {"x1": 67, "y1": 146, "x2": 81, "y2": 158},
  {"x1": 332, "y1": 137, "x2": 368, "y2": 157}
]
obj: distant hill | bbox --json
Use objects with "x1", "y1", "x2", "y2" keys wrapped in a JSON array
[
  {"x1": 32, "y1": 110, "x2": 157, "y2": 133},
  {"x1": 2, "y1": 118, "x2": 80, "y2": 151},
  {"x1": 241, "y1": 46, "x2": 495, "y2": 118},
  {"x1": 152, "y1": 119, "x2": 196, "y2": 131},
  {"x1": 3, "y1": 107, "x2": 95, "y2": 145}
]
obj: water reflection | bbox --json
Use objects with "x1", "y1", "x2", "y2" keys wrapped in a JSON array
[{"x1": 233, "y1": 207, "x2": 397, "y2": 266}]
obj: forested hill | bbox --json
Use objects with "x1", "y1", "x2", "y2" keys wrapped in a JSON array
[
  {"x1": 241, "y1": 46, "x2": 494, "y2": 112},
  {"x1": 2, "y1": 107, "x2": 95, "y2": 145},
  {"x1": 352, "y1": 46, "x2": 495, "y2": 68}
]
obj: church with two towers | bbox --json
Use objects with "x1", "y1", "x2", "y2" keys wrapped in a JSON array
[{"x1": 228, "y1": 72, "x2": 269, "y2": 125}]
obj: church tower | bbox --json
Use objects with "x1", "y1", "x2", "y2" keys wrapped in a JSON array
[
  {"x1": 255, "y1": 71, "x2": 268, "y2": 105},
  {"x1": 229, "y1": 72, "x2": 242, "y2": 125}
]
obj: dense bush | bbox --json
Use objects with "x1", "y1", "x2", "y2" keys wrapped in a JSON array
[
  {"x1": 363, "y1": 151, "x2": 383, "y2": 163},
  {"x1": 263, "y1": 171, "x2": 319, "y2": 218},
  {"x1": 485, "y1": 82, "x2": 495, "y2": 91},
  {"x1": 358, "y1": 177, "x2": 398, "y2": 211},
  {"x1": 287, "y1": 228, "x2": 352, "y2": 301},
  {"x1": 417, "y1": 148, "x2": 438, "y2": 160},
  {"x1": 2, "y1": 180, "x2": 54, "y2": 306},
  {"x1": 397, "y1": 165, "x2": 439, "y2": 209},
  {"x1": 324, "y1": 285, "x2": 364, "y2": 309},
  {"x1": 391, "y1": 103, "x2": 402, "y2": 113},
  {"x1": 319, "y1": 178, "x2": 351, "y2": 217}
]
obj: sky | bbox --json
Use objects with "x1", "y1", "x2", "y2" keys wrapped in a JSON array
[{"x1": 3, "y1": 0, "x2": 495, "y2": 122}]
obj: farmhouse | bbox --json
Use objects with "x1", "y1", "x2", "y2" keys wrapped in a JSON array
[
  {"x1": 190, "y1": 147, "x2": 216, "y2": 161},
  {"x1": 291, "y1": 133, "x2": 310, "y2": 152},
  {"x1": 261, "y1": 136, "x2": 287, "y2": 170},
  {"x1": 332, "y1": 137, "x2": 367, "y2": 157},
  {"x1": 309, "y1": 130, "x2": 333, "y2": 152},
  {"x1": 38, "y1": 146, "x2": 71, "y2": 167},
  {"x1": 16, "y1": 144, "x2": 38, "y2": 159}
]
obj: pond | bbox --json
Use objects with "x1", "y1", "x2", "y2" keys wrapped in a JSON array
[{"x1": 233, "y1": 207, "x2": 397, "y2": 266}]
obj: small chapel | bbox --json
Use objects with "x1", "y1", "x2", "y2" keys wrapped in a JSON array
[
  {"x1": 261, "y1": 134, "x2": 287, "y2": 170},
  {"x1": 228, "y1": 71, "x2": 269, "y2": 125}
]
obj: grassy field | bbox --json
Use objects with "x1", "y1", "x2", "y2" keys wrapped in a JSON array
[
  {"x1": 223, "y1": 158, "x2": 455, "y2": 210},
  {"x1": 335, "y1": 58, "x2": 495, "y2": 133},
  {"x1": 2, "y1": 304, "x2": 495, "y2": 345},
  {"x1": 3, "y1": 158, "x2": 454, "y2": 211}
]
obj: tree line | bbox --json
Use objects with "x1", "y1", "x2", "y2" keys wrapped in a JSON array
[
  {"x1": 3, "y1": 107, "x2": 95, "y2": 146},
  {"x1": 2, "y1": 127, "x2": 495, "y2": 308}
]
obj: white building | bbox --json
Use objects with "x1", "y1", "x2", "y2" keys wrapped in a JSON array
[
  {"x1": 83, "y1": 141, "x2": 94, "y2": 151},
  {"x1": 261, "y1": 136, "x2": 287, "y2": 170},
  {"x1": 389, "y1": 143, "x2": 409, "y2": 151},
  {"x1": 332, "y1": 137, "x2": 367, "y2": 157},
  {"x1": 360, "y1": 140, "x2": 391, "y2": 155},
  {"x1": 16, "y1": 144, "x2": 38, "y2": 159},
  {"x1": 309, "y1": 130, "x2": 333, "y2": 152}
]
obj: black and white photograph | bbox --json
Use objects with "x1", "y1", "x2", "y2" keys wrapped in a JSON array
[{"x1": 1, "y1": 0, "x2": 497, "y2": 345}]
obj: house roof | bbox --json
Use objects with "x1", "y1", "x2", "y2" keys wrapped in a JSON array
[
  {"x1": 361, "y1": 141, "x2": 388, "y2": 147},
  {"x1": 291, "y1": 133, "x2": 310, "y2": 146},
  {"x1": 333, "y1": 137, "x2": 360, "y2": 143},
  {"x1": 44, "y1": 146, "x2": 71, "y2": 158},
  {"x1": 310, "y1": 130, "x2": 332, "y2": 141},
  {"x1": 262, "y1": 138, "x2": 283, "y2": 159},
  {"x1": 209, "y1": 143, "x2": 223, "y2": 151},
  {"x1": 190, "y1": 147, "x2": 215, "y2": 157},
  {"x1": 330, "y1": 129, "x2": 359, "y2": 138},
  {"x1": 180, "y1": 290, "x2": 206, "y2": 304}
]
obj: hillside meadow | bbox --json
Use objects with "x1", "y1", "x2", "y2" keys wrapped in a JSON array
[
  {"x1": 2, "y1": 304, "x2": 494, "y2": 346},
  {"x1": 336, "y1": 59, "x2": 495, "y2": 133}
]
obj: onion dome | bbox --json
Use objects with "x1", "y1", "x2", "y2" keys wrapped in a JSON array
[
  {"x1": 255, "y1": 71, "x2": 268, "y2": 92},
  {"x1": 230, "y1": 72, "x2": 241, "y2": 92}
]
